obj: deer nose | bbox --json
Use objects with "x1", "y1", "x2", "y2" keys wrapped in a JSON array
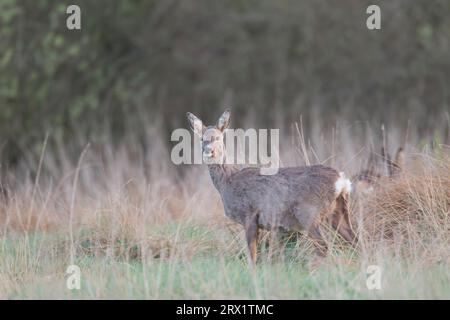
[{"x1": 203, "y1": 146, "x2": 214, "y2": 157}]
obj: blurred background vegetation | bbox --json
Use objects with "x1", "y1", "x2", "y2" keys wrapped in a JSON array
[{"x1": 0, "y1": 0, "x2": 449, "y2": 168}]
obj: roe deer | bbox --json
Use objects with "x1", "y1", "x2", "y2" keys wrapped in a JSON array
[
  {"x1": 353, "y1": 125, "x2": 405, "y2": 194},
  {"x1": 186, "y1": 110, "x2": 357, "y2": 265}
]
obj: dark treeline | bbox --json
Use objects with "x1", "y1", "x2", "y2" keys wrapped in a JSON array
[{"x1": 1, "y1": 0, "x2": 449, "y2": 166}]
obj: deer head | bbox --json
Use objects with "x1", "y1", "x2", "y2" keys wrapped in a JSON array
[{"x1": 186, "y1": 109, "x2": 230, "y2": 164}]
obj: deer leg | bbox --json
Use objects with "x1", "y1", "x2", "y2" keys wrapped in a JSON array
[
  {"x1": 245, "y1": 213, "x2": 259, "y2": 266},
  {"x1": 308, "y1": 225, "x2": 328, "y2": 257},
  {"x1": 332, "y1": 195, "x2": 357, "y2": 246}
]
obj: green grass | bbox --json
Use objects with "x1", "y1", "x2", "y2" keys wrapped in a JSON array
[
  {"x1": 1, "y1": 227, "x2": 449, "y2": 299},
  {"x1": 1, "y1": 134, "x2": 448, "y2": 299}
]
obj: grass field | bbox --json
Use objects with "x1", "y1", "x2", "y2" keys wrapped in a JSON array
[{"x1": 0, "y1": 124, "x2": 449, "y2": 299}]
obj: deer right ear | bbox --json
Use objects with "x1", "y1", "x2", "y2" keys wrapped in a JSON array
[
  {"x1": 186, "y1": 112, "x2": 204, "y2": 137},
  {"x1": 394, "y1": 147, "x2": 405, "y2": 172},
  {"x1": 217, "y1": 109, "x2": 231, "y2": 132}
]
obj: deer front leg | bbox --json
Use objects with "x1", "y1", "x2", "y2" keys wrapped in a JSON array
[{"x1": 245, "y1": 213, "x2": 259, "y2": 266}]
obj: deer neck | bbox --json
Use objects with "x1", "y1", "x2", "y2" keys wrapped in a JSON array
[{"x1": 207, "y1": 164, "x2": 238, "y2": 192}]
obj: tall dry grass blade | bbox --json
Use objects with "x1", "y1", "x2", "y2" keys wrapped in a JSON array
[
  {"x1": 445, "y1": 112, "x2": 450, "y2": 146},
  {"x1": 26, "y1": 133, "x2": 49, "y2": 231},
  {"x1": 294, "y1": 116, "x2": 310, "y2": 166},
  {"x1": 69, "y1": 144, "x2": 90, "y2": 264}
]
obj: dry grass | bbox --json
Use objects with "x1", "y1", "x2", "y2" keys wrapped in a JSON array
[
  {"x1": 360, "y1": 154, "x2": 450, "y2": 241},
  {"x1": 0, "y1": 123, "x2": 449, "y2": 299}
]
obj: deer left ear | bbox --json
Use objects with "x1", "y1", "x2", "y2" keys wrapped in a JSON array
[
  {"x1": 186, "y1": 112, "x2": 204, "y2": 137},
  {"x1": 217, "y1": 109, "x2": 231, "y2": 132}
]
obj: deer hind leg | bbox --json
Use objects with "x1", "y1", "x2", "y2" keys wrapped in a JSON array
[
  {"x1": 308, "y1": 224, "x2": 328, "y2": 257},
  {"x1": 292, "y1": 206, "x2": 327, "y2": 257},
  {"x1": 331, "y1": 194, "x2": 357, "y2": 246},
  {"x1": 244, "y1": 212, "x2": 259, "y2": 266}
]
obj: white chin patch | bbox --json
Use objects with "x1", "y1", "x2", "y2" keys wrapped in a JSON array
[{"x1": 203, "y1": 155, "x2": 220, "y2": 164}]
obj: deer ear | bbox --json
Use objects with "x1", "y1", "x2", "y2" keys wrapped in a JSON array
[
  {"x1": 217, "y1": 109, "x2": 231, "y2": 132},
  {"x1": 186, "y1": 112, "x2": 204, "y2": 137},
  {"x1": 394, "y1": 147, "x2": 405, "y2": 172}
]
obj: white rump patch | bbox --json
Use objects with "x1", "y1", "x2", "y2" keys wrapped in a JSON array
[{"x1": 335, "y1": 172, "x2": 352, "y2": 195}]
